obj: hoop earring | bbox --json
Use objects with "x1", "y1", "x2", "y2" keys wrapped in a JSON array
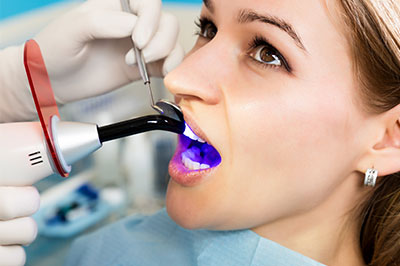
[{"x1": 364, "y1": 168, "x2": 378, "y2": 187}]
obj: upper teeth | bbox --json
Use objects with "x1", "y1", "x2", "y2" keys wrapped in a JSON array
[{"x1": 183, "y1": 124, "x2": 206, "y2": 143}]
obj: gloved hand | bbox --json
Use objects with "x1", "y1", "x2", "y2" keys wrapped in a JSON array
[
  {"x1": 0, "y1": 0, "x2": 184, "y2": 123},
  {"x1": 35, "y1": 0, "x2": 184, "y2": 103},
  {"x1": 0, "y1": 186, "x2": 40, "y2": 266}
]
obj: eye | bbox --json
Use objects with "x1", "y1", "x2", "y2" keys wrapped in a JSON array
[
  {"x1": 248, "y1": 36, "x2": 291, "y2": 72},
  {"x1": 250, "y1": 46, "x2": 282, "y2": 67},
  {"x1": 195, "y1": 17, "x2": 217, "y2": 40}
]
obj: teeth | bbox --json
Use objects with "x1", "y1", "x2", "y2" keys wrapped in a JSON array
[
  {"x1": 200, "y1": 163, "x2": 210, "y2": 169},
  {"x1": 183, "y1": 124, "x2": 206, "y2": 143},
  {"x1": 181, "y1": 153, "x2": 210, "y2": 171},
  {"x1": 192, "y1": 162, "x2": 201, "y2": 170},
  {"x1": 197, "y1": 138, "x2": 206, "y2": 143}
]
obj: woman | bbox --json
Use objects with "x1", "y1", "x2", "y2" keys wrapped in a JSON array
[{"x1": 67, "y1": 0, "x2": 400, "y2": 265}]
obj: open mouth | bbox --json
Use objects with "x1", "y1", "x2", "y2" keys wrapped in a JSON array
[{"x1": 180, "y1": 123, "x2": 222, "y2": 171}]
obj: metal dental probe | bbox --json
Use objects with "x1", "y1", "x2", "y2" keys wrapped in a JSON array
[
  {"x1": 120, "y1": 0, "x2": 164, "y2": 114},
  {"x1": 120, "y1": 0, "x2": 185, "y2": 123}
]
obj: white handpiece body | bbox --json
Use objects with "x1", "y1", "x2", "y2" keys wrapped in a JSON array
[{"x1": 0, "y1": 122, "x2": 55, "y2": 186}]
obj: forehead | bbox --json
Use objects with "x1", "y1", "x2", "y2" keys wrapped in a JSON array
[
  {"x1": 202, "y1": 0, "x2": 347, "y2": 54},
  {"x1": 203, "y1": 0, "x2": 333, "y2": 20}
]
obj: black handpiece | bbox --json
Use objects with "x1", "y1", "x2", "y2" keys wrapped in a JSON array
[{"x1": 97, "y1": 115, "x2": 186, "y2": 143}]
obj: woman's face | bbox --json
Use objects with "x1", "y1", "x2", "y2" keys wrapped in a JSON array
[{"x1": 164, "y1": 0, "x2": 368, "y2": 231}]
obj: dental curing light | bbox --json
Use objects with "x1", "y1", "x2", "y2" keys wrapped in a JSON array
[{"x1": 0, "y1": 40, "x2": 184, "y2": 185}]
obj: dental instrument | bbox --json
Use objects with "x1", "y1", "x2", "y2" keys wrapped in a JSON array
[
  {"x1": 0, "y1": 39, "x2": 185, "y2": 184},
  {"x1": 120, "y1": 0, "x2": 182, "y2": 121}
]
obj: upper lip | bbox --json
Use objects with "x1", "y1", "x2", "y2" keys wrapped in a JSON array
[{"x1": 181, "y1": 110, "x2": 212, "y2": 145}]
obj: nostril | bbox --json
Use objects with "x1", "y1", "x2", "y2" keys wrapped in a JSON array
[{"x1": 175, "y1": 94, "x2": 203, "y2": 102}]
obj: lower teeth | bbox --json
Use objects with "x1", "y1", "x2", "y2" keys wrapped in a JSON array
[
  {"x1": 181, "y1": 153, "x2": 210, "y2": 171},
  {"x1": 179, "y1": 134, "x2": 222, "y2": 170}
]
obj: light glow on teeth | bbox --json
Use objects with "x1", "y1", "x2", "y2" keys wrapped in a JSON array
[
  {"x1": 183, "y1": 123, "x2": 206, "y2": 143},
  {"x1": 182, "y1": 153, "x2": 210, "y2": 171}
]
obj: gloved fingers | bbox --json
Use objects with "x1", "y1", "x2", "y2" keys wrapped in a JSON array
[
  {"x1": 125, "y1": 12, "x2": 179, "y2": 66},
  {"x1": 0, "y1": 187, "x2": 40, "y2": 220},
  {"x1": 143, "y1": 43, "x2": 184, "y2": 78},
  {"x1": 0, "y1": 217, "x2": 37, "y2": 246},
  {"x1": 125, "y1": 48, "x2": 137, "y2": 66},
  {"x1": 82, "y1": 0, "x2": 161, "y2": 47},
  {"x1": 142, "y1": 12, "x2": 180, "y2": 63},
  {"x1": 0, "y1": 245, "x2": 26, "y2": 266},
  {"x1": 130, "y1": 0, "x2": 162, "y2": 49},
  {"x1": 162, "y1": 43, "x2": 185, "y2": 76},
  {"x1": 78, "y1": 10, "x2": 138, "y2": 42}
]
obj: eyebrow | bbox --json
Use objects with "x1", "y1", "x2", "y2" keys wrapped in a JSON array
[
  {"x1": 238, "y1": 9, "x2": 307, "y2": 52},
  {"x1": 202, "y1": 0, "x2": 307, "y2": 52},
  {"x1": 202, "y1": 0, "x2": 214, "y2": 13}
]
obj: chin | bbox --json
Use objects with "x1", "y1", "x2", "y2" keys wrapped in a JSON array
[
  {"x1": 165, "y1": 180, "x2": 209, "y2": 230},
  {"x1": 166, "y1": 176, "x2": 237, "y2": 231},
  {"x1": 165, "y1": 177, "x2": 241, "y2": 231}
]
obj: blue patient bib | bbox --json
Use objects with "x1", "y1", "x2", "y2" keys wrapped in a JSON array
[{"x1": 65, "y1": 209, "x2": 325, "y2": 266}]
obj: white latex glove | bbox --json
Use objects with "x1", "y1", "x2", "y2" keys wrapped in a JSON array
[
  {"x1": 36, "y1": 0, "x2": 184, "y2": 103},
  {"x1": 0, "y1": 0, "x2": 184, "y2": 122},
  {"x1": 0, "y1": 186, "x2": 40, "y2": 266}
]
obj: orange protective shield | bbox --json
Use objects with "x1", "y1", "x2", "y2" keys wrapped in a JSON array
[{"x1": 24, "y1": 39, "x2": 69, "y2": 177}]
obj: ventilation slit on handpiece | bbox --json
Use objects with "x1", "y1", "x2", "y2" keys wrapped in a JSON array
[{"x1": 29, "y1": 151, "x2": 43, "y2": 166}]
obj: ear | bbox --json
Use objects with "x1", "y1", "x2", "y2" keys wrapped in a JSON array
[{"x1": 357, "y1": 104, "x2": 400, "y2": 177}]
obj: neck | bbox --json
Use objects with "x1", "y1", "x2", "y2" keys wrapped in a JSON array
[{"x1": 252, "y1": 173, "x2": 366, "y2": 266}]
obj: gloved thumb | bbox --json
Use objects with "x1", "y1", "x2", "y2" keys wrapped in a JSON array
[
  {"x1": 125, "y1": 12, "x2": 181, "y2": 71},
  {"x1": 130, "y1": 0, "x2": 162, "y2": 49}
]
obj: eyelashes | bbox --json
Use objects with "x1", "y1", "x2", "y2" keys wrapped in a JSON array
[
  {"x1": 194, "y1": 17, "x2": 217, "y2": 39},
  {"x1": 194, "y1": 16, "x2": 292, "y2": 73},
  {"x1": 248, "y1": 36, "x2": 292, "y2": 72}
]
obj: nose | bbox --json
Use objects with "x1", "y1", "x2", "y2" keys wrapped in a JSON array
[{"x1": 164, "y1": 40, "x2": 228, "y2": 105}]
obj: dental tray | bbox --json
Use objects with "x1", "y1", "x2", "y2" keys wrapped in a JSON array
[{"x1": 34, "y1": 183, "x2": 125, "y2": 238}]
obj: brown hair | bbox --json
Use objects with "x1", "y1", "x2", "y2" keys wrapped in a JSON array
[{"x1": 338, "y1": 0, "x2": 400, "y2": 265}]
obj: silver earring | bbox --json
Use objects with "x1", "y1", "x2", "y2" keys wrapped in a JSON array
[{"x1": 364, "y1": 168, "x2": 378, "y2": 187}]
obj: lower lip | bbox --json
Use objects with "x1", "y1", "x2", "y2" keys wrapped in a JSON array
[{"x1": 168, "y1": 136, "x2": 218, "y2": 187}]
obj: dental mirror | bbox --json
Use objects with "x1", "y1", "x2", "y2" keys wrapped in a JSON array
[{"x1": 154, "y1": 100, "x2": 184, "y2": 122}]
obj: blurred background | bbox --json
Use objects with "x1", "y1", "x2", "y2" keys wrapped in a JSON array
[{"x1": 0, "y1": 0, "x2": 202, "y2": 265}]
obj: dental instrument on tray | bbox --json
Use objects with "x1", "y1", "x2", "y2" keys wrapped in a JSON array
[
  {"x1": 0, "y1": 39, "x2": 185, "y2": 183},
  {"x1": 120, "y1": 0, "x2": 182, "y2": 120}
]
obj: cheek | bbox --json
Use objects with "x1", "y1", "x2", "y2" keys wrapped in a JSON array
[{"x1": 226, "y1": 79, "x2": 359, "y2": 215}]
